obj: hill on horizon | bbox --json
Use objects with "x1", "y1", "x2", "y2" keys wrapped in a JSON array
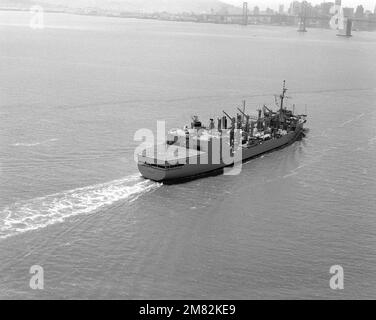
[{"x1": 0, "y1": 0, "x2": 241, "y2": 14}]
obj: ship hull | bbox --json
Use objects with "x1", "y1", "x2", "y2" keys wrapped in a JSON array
[
  {"x1": 138, "y1": 124, "x2": 304, "y2": 183},
  {"x1": 242, "y1": 125, "x2": 302, "y2": 160},
  {"x1": 138, "y1": 162, "x2": 225, "y2": 183}
]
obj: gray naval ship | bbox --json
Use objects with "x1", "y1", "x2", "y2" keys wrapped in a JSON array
[{"x1": 138, "y1": 81, "x2": 307, "y2": 183}]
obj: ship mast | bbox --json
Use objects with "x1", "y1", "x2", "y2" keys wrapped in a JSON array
[
  {"x1": 280, "y1": 80, "x2": 287, "y2": 111},
  {"x1": 279, "y1": 80, "x2": 287, "y2": 122}
]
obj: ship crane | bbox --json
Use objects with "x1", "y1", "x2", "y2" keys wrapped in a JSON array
[
  {"x1": 263, "y1": 105, "x2": 277, "y2": 117},
  {"x1": 222, "y1": 110, "x2": 233, "y2": 121},
  {"x1": 274, "y1": 95, "x2": 280, "y2": 109},
  {"x1": 236, "y1": 107, "x2": 249, "y2": 119},
  {"x1": 223, "y1": 110, "x2": 235, "y2": 121},
  {"x1": 236, "y1": 107, "x2": 252, "y2": 129},
  {"x1": 278, "y1": 80, "x2": 293, "y2": 122},
  {"x1": 279, "y1": 80, "x2": 289, "y2": 110}
]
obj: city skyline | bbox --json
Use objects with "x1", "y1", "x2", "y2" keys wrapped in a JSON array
[{"x1": 223, "y1": 0, "x2": 375, "y2": 11}]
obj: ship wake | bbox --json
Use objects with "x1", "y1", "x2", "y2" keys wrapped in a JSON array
[
  {"x1": 0, "y1": 174, "x2": 161, "y2": 240},
  {"x1": 11, "y1": 138, "x2": 58, "y2": 147}
]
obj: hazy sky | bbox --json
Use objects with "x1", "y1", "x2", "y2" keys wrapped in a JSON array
[{"x1": 223, "y1": 0, "x2": 375, "y2": 11}]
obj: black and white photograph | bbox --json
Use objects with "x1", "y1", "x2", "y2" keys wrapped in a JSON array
[{"x1": 0, "y1": 0, "x2": 375, "y2": 303}]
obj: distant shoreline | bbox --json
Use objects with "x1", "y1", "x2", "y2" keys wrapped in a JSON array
[{"x1": 1, "y1": 7, "x2": 375, "y2": 32}]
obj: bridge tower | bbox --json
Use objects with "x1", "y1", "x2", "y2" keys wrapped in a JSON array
[
  {"x1": 337, "y1": 18, "x2": 352, "y2": 37},
  {"x1": 242, "y1": 2, "x2": 248, "y2": 25},
  {"x1": 297, "y1": 2, "x2": 307, "y2": 32},
  {"x1": 298, "y1": 16, "x2": 307, "y2": 32}
]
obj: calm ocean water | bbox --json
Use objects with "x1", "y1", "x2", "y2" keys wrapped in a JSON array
[{"x1": 0, "y1": 11, "x2": 375, "y2": 299}]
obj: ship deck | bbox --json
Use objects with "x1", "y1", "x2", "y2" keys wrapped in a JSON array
[{"x1": 139, "y1": 144, "x2": 206, "y2": 165}]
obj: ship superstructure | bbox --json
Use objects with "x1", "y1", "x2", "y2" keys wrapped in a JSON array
[{"x1": 138, "y1": 81, "x2": 307, "y2": 182}]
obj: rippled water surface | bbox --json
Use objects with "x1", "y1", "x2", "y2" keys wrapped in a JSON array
[{"x1": 0, "y1": 11, "x2": 375, "y2": 299}]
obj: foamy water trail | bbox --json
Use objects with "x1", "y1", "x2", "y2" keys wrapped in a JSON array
[
  {"x1": 0, "y1": 174, "x2": 161, "y2": 240},
  {"x1": 11, "y1": 139, "x2": 58, "y2": 147},
  {"x1": 339, "y1": 113, "x2": 365, "y2": 128},
  {"x1": 368, "y1": 136, "x2": 376, "y2": 145}
]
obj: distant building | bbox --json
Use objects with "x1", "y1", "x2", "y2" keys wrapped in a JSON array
[
  {"x1": 311, "y1": 4, "x2": 321, "y2": 17},
  {"x1": 265, "y1": 8, "x2": 274, "y2": 15},
  {"x1": 253, "y1": 6, "x2": 259, "y2": 15},
  {"x1": 355, "y1": 5, "x2": 364, "y2": 18},
  {"x1": 288, "y1": 1, "x2": 301, "y2": 16},
  {"x1": 279, "y1": 4, "x2": 284, "y2": 14},
  {"x1": 364, "y1": 10, "x2": 373, "y2": 18},
  {"x1": 320, "y1": 2, "x2": 334, "y2": 15},
  {"x1": 217, "y1": 6, "x2": 229, "y2": 15},
  {"x1": 301, "y1": 1, "x2": 313, "y2": 16}
]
